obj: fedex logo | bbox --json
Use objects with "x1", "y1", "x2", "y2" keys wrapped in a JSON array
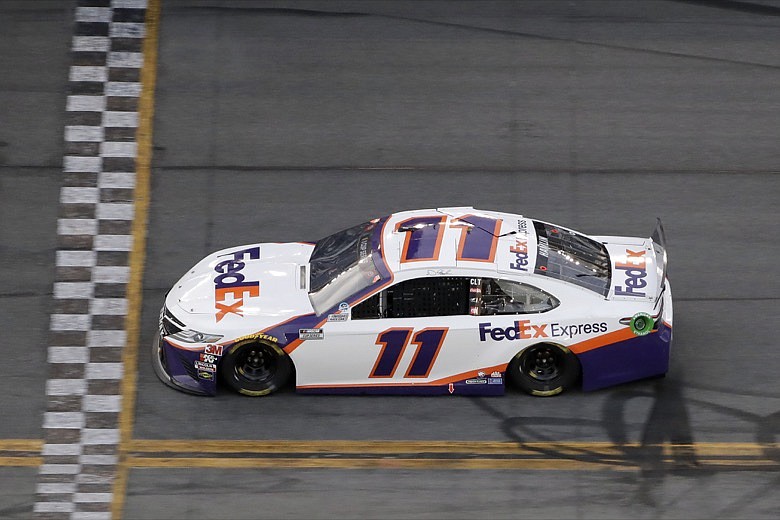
[
  {"x1": 214, "y1": 246, "x2": 260, "y2": 322},
  {"x1": 479, "y1": 320, "x2": 608, "y2": 342},
  {"x1": 614, "y1": 249, "x2": 648, "y2": 297},
  {"x1": 509, "y1": 238, "x2": 529, "y2": 271}
]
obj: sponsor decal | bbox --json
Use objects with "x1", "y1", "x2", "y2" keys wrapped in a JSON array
[
  {"x1": 630, "y1": 312, "x2": 654, "y2": 336},
  {"x1": 477, "y1": 371, "x2": 486, "y2": 378},
  {"x1": 198, "y1": 371, "x2": 214, "y2": 380},
  {"x1": 204, "y1": 344, "x2": 223, "y2": 356},
  {"x1": 508, "y1": 219, "x2": 530, "y2": 272},
  {"x1": 299, "y1": 328, "x2": 324, "y2": 340},
  {"x1": 465, "y1": 378, "x2": 488, "y2": 385},
  {"x1": 214, "y1": 246, "x2": 261, "y2": 322},
  {"x1": 488, "y1": 377, "x2": 502, "y2": 384},
  {"x1": 328, "y1": 302, "x2": 350, "y2": 322},
  {"x1": 478, "y1": 320, "x2": 608, "y2": 342},
  {"x1": 200, "y1": 353, "x2": 217, "y2": 363},
  {"x1": 614, "y1": 248, "x2": 649, "y2": 297},
  {"x1": 194, "y1": 360, "x2": 216, "y2": 373},
  {"x1": 490, "y1": 371, "x2": 501, "y2": 378}
]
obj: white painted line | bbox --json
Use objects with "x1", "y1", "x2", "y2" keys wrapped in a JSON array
[
  {"x1": 53, "y1": 282, "x2": 94, "y2": 299},
  {"x1": 60, "y1": 186, "x2": 100, "y2": 204},
  {"x1": 48, "y1": 346, "x2": 90, "y2": 364},
  {"x1": 79, "y1": 455, "x2": 118, "y2": 466},
  {"x1": 50, "y1": 314, "x2": 91, "y2": 331},
  {"x1": 77, "y1": 473, "x2": 114, "y2": 485},
  {"x1": 83, "y1": 395, "x2": 122, "y2": 413},
  {"x1": 39, "y1": 464, "x2": 81, "y2": 475},
  {"x1": 90, "y1": 298, "x2": 128, "y2": 316},
  {"x1": 44, "y1": 412, "x2": 85, "y2": 429},
  {"x1": 108, "y1": 51, "x2": 143, "y2": 68},
  {"x1": 56, "y1": 250, "x2": 97, "y2": 267},
  {"x1": 81, "y1": 429, "x2": 120, "y2": 445},
  {"x1": 42, "y1": 444, "x2": 83, "y2": 456},
  {"x1": 69, "y1": 66, "x2": 108, "y2": 83},
  {"x1": 100, "y1": 141, "x2": 137, "y2": 157},
  {"x1": 67, "y1": 95, "x2": 106, "y2": 112},
  {"x1": 103, "y1": 111, "x2": 139, "y2": 127},
  {"x1": 74, "y1": 492, "x2": 114, "y2": 503},
  {"x1": 46, "y1": 379, "x2": 87, "y2": 396},
  {"x1": 64, "y1": 155, "x2": 102, "y2": 173},
  {"x1": 92, "y1": 265, "x2": 130, "y2": 284},
  {"x1": 98, "y1": 171, "x2": 135, "y2": 188},
  {"x1": 33, "y1": 501, "x2": 76, "y2": 513},
  {"x1": 72, "y1": 512, "x2": 112, "y2": 520},
  {"x1": 36, "y1": 482, "x2": 78, "y2": 494},
  {"x1": 72, "y1": 36, "x2": 110, "y2": 53},
  {"x1": 87, "y1": 330, "x2": 127, "y2": 348},
  {"x1": 96, "y1": 202, "x2": 134, "y2": 220},
  {"x1": 112, "y1": 0, "x2": 148, "y2": 9},
  {"x1": 57, "y1": 218, "x2": 98, "y2": 236},
  {"x1": 94, "y1": 234, "x2": 133, "y2": 251},
  {"x1": 105, "y1": 81, "x2": 141, "y2": 97},
  {"x1": 75, "y1": 6, "x2": 112, "y2": 23},
  {"x1": 85, "y1": 363, "x2": 124, "y2": 380},
  {"x1": 110, "y1": 22, "x2": 145, "y2": 38},
  {"x1": 65, "y1": 125, "x2": 105, "y2": 143}
]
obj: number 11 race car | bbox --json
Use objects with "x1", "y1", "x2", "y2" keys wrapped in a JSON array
[{"x1": 153, "y1": 207, "x2": 672, "y2": 397}]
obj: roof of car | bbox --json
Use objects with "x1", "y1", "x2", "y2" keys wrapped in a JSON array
[{"x1": 378, "y1": 207, "x2": 536, "y2": 277}]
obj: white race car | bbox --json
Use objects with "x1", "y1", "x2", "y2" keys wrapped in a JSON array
[{"x1": 153, "y1": 207, "x2": 672, "y2": 397}]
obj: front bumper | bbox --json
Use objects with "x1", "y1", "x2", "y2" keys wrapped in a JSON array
[{"x1": 152, "y1": 305, "x2": 218, "y2": 396}]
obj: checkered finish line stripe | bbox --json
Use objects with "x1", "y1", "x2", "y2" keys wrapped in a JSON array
[{"x1": 35, "y1": 1, "x2": 149, "y2": 519}]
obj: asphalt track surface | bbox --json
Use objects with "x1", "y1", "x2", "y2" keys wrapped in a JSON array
[{"x1": 2, "y1": 0, "x2": 780, "y2": 518}]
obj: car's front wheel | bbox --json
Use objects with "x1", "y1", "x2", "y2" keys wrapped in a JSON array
[
  {"x1": 507, "y1": 343, "x2": 580, "y2": 396},
  {"x1": 220, "y1": 339, "x2": 292, "y2": 396}
]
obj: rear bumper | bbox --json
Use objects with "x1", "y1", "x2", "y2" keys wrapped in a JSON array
[{"x1": 579, "y1": 280, "x2": 673, "y2": 392}]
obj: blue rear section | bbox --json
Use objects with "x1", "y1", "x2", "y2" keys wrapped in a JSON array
[{"x1": 578, "y1": 322, "x2": 672, "y2": 392}]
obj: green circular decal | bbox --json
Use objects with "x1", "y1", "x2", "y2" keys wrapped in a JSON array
[{"x1": 630, "y1": 312, "x2": 654, "y2": 336}]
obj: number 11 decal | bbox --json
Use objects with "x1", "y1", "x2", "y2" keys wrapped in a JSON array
[{"x1": 370, "y1": 328, "x2": 448, "y2": 378}]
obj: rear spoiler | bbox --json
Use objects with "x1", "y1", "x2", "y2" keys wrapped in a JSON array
[{"x1": 651, "y1": 219, "x2": 668, "y2": 303}]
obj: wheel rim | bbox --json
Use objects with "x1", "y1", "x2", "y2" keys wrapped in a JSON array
[
  {"x1": 234, "y1": 345, "x2": 277, "y2": 384},
  {"x1": 521, "y1": 345, "x2": 563, "y2": 382}
]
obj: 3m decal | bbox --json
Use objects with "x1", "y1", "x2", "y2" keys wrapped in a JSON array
[
  {"x1": 614, "y1": 248, "x2": 648, "y2": 297},
  {"x1": 214, "y1": 246, "x2": 261, "y2": 322},
  {"x1": 370, "y1": 327, "x2": 448, "y2": 378},
  {"x1": 204, "y1": 344, "x2": 224, "y2": 356},
  {"x1": 478, "y1": 320, "x2": 608, "y2": 342}
]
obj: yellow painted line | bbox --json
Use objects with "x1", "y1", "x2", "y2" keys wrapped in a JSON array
[
  {"x1": 0, "y1": 456, "x2": 42, "y2": 467},
  {"x1": 0, "y1": 439, "x2": 43, "y2": 451},
  {"x1": 127, "y1": 439, "x2": 780, "y2": 457},
  {"x1": 126, "y1": 456, "x2": 634, "y2": 471},
  {"x1": 112, "y1": 1, "x2": 161, "y2": 519}
]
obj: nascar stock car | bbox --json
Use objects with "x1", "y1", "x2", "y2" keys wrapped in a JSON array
[{"x1": 153, "y1": 207, "x2": 672, "y2": 397}]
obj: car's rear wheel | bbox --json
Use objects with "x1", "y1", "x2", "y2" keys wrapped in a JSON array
[
  {"x1": 220, "y1": 339, "x2": 292, "y2": 396},
  {"x1": 507, "y1": 343, "x2": 580, "y2": 396}
]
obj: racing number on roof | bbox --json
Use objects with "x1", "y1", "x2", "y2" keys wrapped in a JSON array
[
  {"x1": 397, "y1": 215, "x2": 502, "y2": 263},
  {"x1": 370, "y1": 327, "x2": 448, "y2": 378}
]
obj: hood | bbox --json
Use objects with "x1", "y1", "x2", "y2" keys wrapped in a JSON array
[
  {"x1": 166, "y1": 242, "x2": 315, "y2": 331},
  {"x1": 600, "y1": 237, "x2": 660, "y2": 302}
]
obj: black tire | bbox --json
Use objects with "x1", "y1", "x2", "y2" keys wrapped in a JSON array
[
  {"x1": 507, "y1": 343, "x2": 580, "y2": 397},
  {"x1": 219, "y1": 339, "x2": 292, "y2": 396}
]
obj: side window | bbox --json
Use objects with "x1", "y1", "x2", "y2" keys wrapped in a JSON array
[
  {"x1": 352, "y1": 277, "x2": 471, "y2": 319},
  {"x1": 474, "y1": 278, "x2": 559, "y2": 315}
]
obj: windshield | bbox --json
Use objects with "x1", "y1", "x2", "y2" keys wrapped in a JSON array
[
  {"x1": 308, "y1": 220, "x2": 382, "y2": 314},
  {"x1": 532, "y1": 221, "x2": 611, "y2": 297}
]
